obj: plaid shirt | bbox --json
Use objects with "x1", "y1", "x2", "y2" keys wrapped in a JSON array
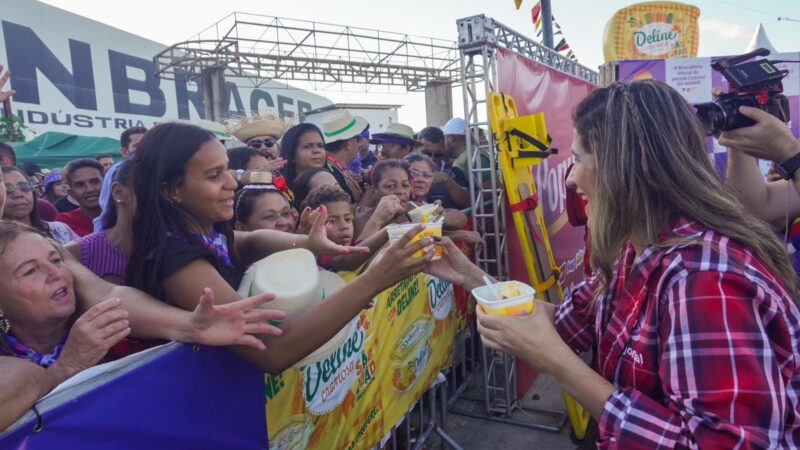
[{"x1": 555, "y1": 216, "x2": 800, "y2": 449}]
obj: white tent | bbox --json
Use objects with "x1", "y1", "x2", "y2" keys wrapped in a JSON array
[{"x1": 746, "y1": 23, "x2": 778, "y2": 53}]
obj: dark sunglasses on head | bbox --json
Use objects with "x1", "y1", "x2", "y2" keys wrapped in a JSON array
[
  {"x1": 5, "y1": 182, "x2": 39, "y2": 194},
  {"x1": 248, "y1": 139, "x2": 277, "y2": 149}
]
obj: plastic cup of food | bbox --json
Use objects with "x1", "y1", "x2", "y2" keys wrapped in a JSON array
[
  {"x1": 386, "y1": 222, "x2": 442, "y2": 260},
  {"x1": 471, "y1": 280, "x2": 536, "y2": 316},
  {"x1": 408, "y1": 203, "x2": 439, "y2": 223}
]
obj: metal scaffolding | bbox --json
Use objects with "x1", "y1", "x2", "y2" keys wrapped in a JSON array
[
  {"x1": 153, "y1": 12, "x2": 460, "y2": 92},
  {"x1": 455, "y1": 14, "x2": 597, "y2": 430}
]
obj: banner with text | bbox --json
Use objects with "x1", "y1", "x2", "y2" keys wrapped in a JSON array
[
  {"x1": 496, "y1": 47, "x2": 594, "y2": 301},
  {"x1": 266, "y1": 273, "x2": 457, "y2": 450},
  {"x1": 496, "y1": 47, "x2": 595, "y2": 397},
  {"x1": 0, "y1": 0, "x2": 332, "y2": 139}
]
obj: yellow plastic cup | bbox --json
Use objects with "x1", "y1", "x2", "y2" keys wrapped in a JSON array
[
  {"x1": 472, "y1": 280, "x2": 536, "y2": 316},
  {"x1": 386, "y1": 223, "x2": 442, "y2": 259}
]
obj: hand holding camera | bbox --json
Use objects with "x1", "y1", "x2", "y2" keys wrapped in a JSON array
[
  {"x1": 718, "y1": 106, "x2": 800, "y2": 165},
  {"x1": 694, "y1": 48, "x2": 790, "y2": 135}
]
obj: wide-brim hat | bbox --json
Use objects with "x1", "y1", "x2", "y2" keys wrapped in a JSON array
[
  {"x1": 237, "y1": 249, "x2": 350, "y2": 368},
  {"x1": 322, "y1": 110, "x2": 369, "y2": 144},
  {"x1": 370, "y1": 122, "x2": 422, "y2": 148},
  {"x1": 229, "y1": 114, "x2": 289, "y2": 143}
]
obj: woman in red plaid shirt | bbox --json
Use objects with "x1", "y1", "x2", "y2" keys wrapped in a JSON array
[{"x1": 429, "y1": 80, "x2": 800, "y2": 449}]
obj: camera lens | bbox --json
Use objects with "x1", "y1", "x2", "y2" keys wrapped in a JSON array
[{"x1": 694, "y1": 102, "x2": 726, "y2": 135}]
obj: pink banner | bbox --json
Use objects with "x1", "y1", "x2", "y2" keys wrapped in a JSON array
[
  {"x1": 496, "y1": 48, "x2": 594, "y2": 301},
  {"x1": 496, "y1": 47, "x2": 595, "y2": 395}
]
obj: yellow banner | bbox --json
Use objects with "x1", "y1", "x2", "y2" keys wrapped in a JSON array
[
  {"x1": 603, "y1": 1, "x2": 700, "y2": 62},
  {"x1": 266, "y1": 273, "x2": 459, "y2": 450}
]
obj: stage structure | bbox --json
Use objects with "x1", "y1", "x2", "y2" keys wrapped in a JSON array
[
  {"x1": 455, "y1": 14, "x2": 597, "y2": 431},
  {"x1": 153, "y1": 13, "x2": 460, "y2": 124}
]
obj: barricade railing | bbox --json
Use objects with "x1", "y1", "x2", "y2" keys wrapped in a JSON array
[{"x1": 382, "y1": 373, "x2": 463, "y2": 450}]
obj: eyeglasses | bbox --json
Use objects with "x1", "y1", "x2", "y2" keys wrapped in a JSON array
[
  {"x1": 5, "y1": 182, "x2": 39, "y2": 194},
  {"x1": 248, "y1": 139, "x2": 277, "y2": 149},
  {"x1": 410, "y1": 169, "x2": 434, "y2": 180}
]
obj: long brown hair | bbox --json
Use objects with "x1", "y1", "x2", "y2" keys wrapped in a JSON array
[{"x1": 574, "y1": 80, "x2": 799, "y2": 300}]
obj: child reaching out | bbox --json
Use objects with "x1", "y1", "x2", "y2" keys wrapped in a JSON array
[
  {"x1": 301, "y1": 185, "x2": 388, "y2": 272},
  {"x1": 301, "y1": 185, "x2": 355, "y2": 247}
]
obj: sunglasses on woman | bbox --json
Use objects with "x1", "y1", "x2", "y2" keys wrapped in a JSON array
[
  {"x1": 248, "y1": 139, "x2": 277, "y2": 149},
  {"x1": 5, "y1": 182, "x2": 40, "y2": 194}
]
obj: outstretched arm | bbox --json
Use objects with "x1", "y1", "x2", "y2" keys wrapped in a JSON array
[
  {"x1": 163, "y1": 225, "x2": 435, "y2": 374},
  {"x1": 721, "y1": 106, "x2": 800, "y2": 222},
  {"x1": 66, "y1": 255, "x2": 280, "y2": 348}
]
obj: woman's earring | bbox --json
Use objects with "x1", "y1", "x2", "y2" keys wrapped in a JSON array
[{"x1": 0, "y1": 315, "x2": 10, "y2": 334}]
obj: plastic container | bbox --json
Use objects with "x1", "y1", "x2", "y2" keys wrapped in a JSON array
[
  {"x1": 408, "y1": 203, "x2": 440, "y2": 223},
  {"x1": 386, "y1": 223, "x2": 442, "y2": 259},
  {"x1": 472, "y1": 280, "x2": 536, "y2": 316}
]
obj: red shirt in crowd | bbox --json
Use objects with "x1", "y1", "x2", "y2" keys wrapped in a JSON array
[
  {"x1": 55, "y1": 209, "x2": 95, "y2": 237},
  {"x1": 555, "y1": 216, "x2": 800, "y2": 449}
]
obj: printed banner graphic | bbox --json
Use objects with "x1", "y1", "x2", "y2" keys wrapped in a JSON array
[
  {"x1": 266, "y1": 273, "x2": 459, "y2": 450},
  {"x1": 0, "y1": 274, "x2": 460, "y2": 450}
]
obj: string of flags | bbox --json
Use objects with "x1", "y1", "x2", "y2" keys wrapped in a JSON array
[{"x1": 521, "y1": 0, "x2": 577, "y2": 60}]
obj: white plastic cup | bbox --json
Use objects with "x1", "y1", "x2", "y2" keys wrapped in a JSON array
[{"x1": 472, "y1": 280, "x2": 536, "y2": 316}]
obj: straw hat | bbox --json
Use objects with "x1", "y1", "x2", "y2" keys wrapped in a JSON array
[
  {"x1": 229, "y1": 114, "x2": 289, "y2": 143},
  {"x1": 237, "y1": 249, "x2": 350, "y2": 368},
  {"x1": 370, "y1": 123, "x2": 422, "y2": 147},
  {"x1": 321, "y1": 110, "x2": 369, "y2": 144}
]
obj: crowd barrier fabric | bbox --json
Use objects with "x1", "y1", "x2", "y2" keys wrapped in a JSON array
[
  {"x1": 0, "y1": 343, "x2": 267, "y2": 450},
  {"x1": 265, "y1": 272, "x2": 457, "y2": 450},
  {"x1": 0, "y1": 273, "x2": 457, "y2": 450}
]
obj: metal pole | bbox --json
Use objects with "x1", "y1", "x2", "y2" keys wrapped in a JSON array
[{"x1": 541, "y1": 0, "x2": 554, "y2": 49}]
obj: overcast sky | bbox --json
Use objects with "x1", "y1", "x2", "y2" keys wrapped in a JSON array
[{"x1": 39, "y1": 0, "x2": 800, "y2": 129}]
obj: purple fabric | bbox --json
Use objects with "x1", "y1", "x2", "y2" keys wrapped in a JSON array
[
  {"x1": 78, "y1": 231, "x2": 128, "y2": 280},
  {"x1": 5, "y1": 333, "x2": 67, "y2": 368}
]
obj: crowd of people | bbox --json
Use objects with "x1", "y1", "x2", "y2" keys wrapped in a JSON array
[
  {"x1": 2, "y1": 74, "x2": 800, "y2": 449},
  {"x1": 0, "y1": 95, "x2": 486, "y2": 431}
]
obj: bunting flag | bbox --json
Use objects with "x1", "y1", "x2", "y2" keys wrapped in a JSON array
[
  {"x1": 529, "y1": 0, "x2": 579, "y2": 62},
  {"x1": 515, "y1": 0, "x2": 523, "y2": 9},
  {"x1": 531, "y1": 2, "x2": 541, "y2": 23}
]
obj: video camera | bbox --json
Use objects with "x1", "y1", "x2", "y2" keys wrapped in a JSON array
[{"x1": 694, "y1": 48, "x2": 790, "y2": 135}]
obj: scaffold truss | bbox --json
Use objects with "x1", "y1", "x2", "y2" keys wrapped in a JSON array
[
  {"x1": 455, "y1": 13, "x2": 597, "y2": 429},
  {"x1": 153, "y1": 12, "x2": 460, "y2": 91}
]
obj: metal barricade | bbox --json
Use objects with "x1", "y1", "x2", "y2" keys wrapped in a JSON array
[{"x1": 382, "y1": 373, "x2": 463, "y2": 450}]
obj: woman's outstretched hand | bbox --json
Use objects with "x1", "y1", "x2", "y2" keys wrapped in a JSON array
[
  {"x1": 424, "y1": 236, "x2": 486, "y2": 291},
  {"x1": 188, "y1": 288, "x2": 286, "y2": 350}
]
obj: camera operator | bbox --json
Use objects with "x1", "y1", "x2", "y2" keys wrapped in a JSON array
[{"x1": 721, "y1": 103, "x2": 800, "y2": 224}]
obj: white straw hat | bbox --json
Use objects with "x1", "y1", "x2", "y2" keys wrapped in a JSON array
[
  {"x1": 321, "y1": 110, "x2": 369, "y2": 144},
  {"x1": 237, "y1": 249, "x2": 350, "y2": 368}
]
